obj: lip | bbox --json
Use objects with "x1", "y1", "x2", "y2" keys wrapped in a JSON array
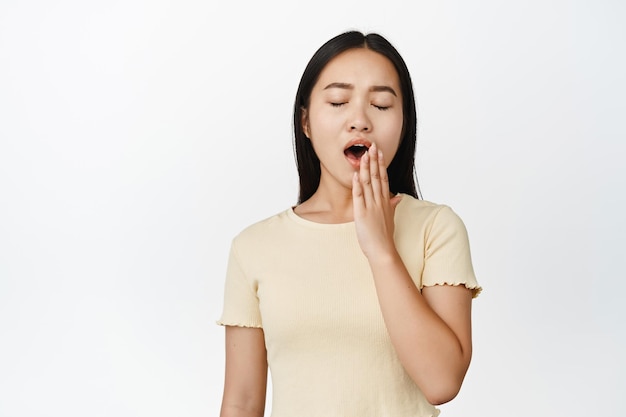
[
  {"x1": 343, "y1": 138, "x2": 372, "y2": 151},
  {"x1": 343, "y1": 138, "x2": 372, "y2": 169}
]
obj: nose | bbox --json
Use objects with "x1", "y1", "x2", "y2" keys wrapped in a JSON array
[
  {"x1": 349, "y1": 105, "x2": 371, "y2": 132},
  {"x1": 350, "y1": 123, "x2": 369, "y2": 132}
]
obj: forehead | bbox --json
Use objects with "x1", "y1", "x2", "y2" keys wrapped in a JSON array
[{"x1": 315, "y1": 48, "x2": 401, "y2": 91}]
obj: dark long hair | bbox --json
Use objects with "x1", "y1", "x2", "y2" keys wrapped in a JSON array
[{"x1": 293, "y1": 31, "x2": 420, "y2": 204}]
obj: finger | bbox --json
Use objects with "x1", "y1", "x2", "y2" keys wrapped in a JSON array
[
  {"x1": 369, "y1": 143, "x2": 383, "y2": 205},
  {"x1": 378, "y1": 148, "x2": 391, "y2": 201},
  {"x1": 359, "y1": 149, "x2": 373, "y2": 206},
  {"x1": 352, "y1": 171, "x2": 365, "y2": 214}
]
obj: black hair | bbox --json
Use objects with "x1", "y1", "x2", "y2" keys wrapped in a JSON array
[{"x1": 293, "y1": 30, "x2": 420, "y2": 204}]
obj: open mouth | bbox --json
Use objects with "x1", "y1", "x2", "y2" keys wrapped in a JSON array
[{"x1": 343, "y1": 143, "x2": 369, "y2": 160}]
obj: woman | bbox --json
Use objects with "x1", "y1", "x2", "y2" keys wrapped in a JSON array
[{"x1": 218, "y1": 30, "x2": 481, "y2": 417}]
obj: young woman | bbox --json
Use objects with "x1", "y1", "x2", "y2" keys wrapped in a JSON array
[{"x1": 218, "y1": 31, "x2": 481, "y2": 417}]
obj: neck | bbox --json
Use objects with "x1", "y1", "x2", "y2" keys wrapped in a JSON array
[{"x1": 295, "y1": 176, "x2": 356, "y2": 224}]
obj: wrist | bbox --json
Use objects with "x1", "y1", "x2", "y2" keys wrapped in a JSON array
[{"x1": 366, "y1": 246, "x2": 402, "y2": 268}]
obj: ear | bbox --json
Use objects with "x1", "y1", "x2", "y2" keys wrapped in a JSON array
[{"x1": 301, "y1": 107, "x2": 310, "y2": 138}]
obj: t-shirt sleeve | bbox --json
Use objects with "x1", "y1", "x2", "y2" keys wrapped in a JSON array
[
  {"x1": 422, "y1": 206, "x2": 482, "y2": 298},
  {"x1": 216, "y1": 240, "x2": 263, "y2": 328}
]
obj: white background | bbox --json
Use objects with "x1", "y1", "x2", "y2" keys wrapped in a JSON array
[{"x1": 1, "y1": 1, "x2": 624, "y2": 416}]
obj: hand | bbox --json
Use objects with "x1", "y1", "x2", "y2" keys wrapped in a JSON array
[{"x1": 352, "y1": 143, "x2": 403, "y2": 260}]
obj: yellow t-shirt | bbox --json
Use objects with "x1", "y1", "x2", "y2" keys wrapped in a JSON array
[{"x1": 218, "y1": 194, "x2": 481, "y2": 417}]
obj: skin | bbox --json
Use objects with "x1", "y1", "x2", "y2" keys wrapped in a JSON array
[
  {"x1": 220, "y1": 326, "x2": 267, "y2": 417},
  {"x1": 220, "y1": 48, "x2": 473, "y2": 416}
]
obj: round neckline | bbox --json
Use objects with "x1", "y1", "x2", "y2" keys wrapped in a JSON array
[
  {"x1": 286, "y1": 206, "x2": 355, "y2": 229},
  {"x1": 287, "y1": 193, "x2": 408, "y2": 229}
]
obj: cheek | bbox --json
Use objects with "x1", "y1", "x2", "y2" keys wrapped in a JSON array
[
  {"x1": 382, "y1": 115, "x2": 404, "y2": 159},
  {"x1": 307, "y1": 109, "x2": 341, "y2": 139},
  {"x1": 307, "y1": 119, "x2": 331, "y2": 155}
]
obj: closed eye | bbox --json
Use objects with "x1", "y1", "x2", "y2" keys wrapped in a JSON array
[
  {"x1": 373, "y1": 104, "x2": 390, "y2": 111},
  {"x1": 330, "y1": 102, "x2": 346, "y2": 107}
]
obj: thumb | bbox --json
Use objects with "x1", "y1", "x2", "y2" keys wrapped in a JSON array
[{"x1": 390, "y1": 194, "x2": 403, "y2": 210}]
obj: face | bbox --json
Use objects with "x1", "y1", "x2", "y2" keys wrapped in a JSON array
[{"x1": 302, "y1": 48, "x2": 403, "y2": 191}]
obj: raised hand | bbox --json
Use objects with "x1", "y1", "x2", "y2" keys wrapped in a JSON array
[{"x1": 352, "y1": 143, "x2": 403, "y2": 260}]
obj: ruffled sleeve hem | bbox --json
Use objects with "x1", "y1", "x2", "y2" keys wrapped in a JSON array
[
  {"x1": 215, "y1": 319, "x2": 263, "y2": 328},
  {"x1": 422, "y1": 282, "x2": 482, "y2": 299}
]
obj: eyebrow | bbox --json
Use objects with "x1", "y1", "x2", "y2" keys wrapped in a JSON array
[{"x1": 323, "y1": 82, "x2": 397, "y2": 97}]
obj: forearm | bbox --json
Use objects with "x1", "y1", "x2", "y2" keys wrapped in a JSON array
[
  {"x1": 369, "y1": 250, "x2": 471, "y2": 404},
  {"x1": 221, "y1": 326, "x2": 268, "y2": 417}
]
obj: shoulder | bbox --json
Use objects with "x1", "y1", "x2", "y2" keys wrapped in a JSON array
[
  {"x1": 230, "y1": 208, "x2": 293, "y2": 251},
  {"x1": 394, "y1": 194, "x2": 470, "y2": 245},
  {"x1": 396, "y1": 194, "x2": 461, "y2": 225}
]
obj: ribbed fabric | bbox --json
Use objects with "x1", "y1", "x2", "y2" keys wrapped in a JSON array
[{"x1": 217, "y1": 194, "x2": 481, "y2": 417}]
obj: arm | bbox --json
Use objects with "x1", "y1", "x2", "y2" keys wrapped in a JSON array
[
  {"x1": 220, "y1": 326, "x2": 268, "y2": 417},
  {"x1": 352, "y1": 144, "x2": 473, "y2": 405},
  {"x1": 368, "y1": 255, "x2": 472, "y2": 404}
]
